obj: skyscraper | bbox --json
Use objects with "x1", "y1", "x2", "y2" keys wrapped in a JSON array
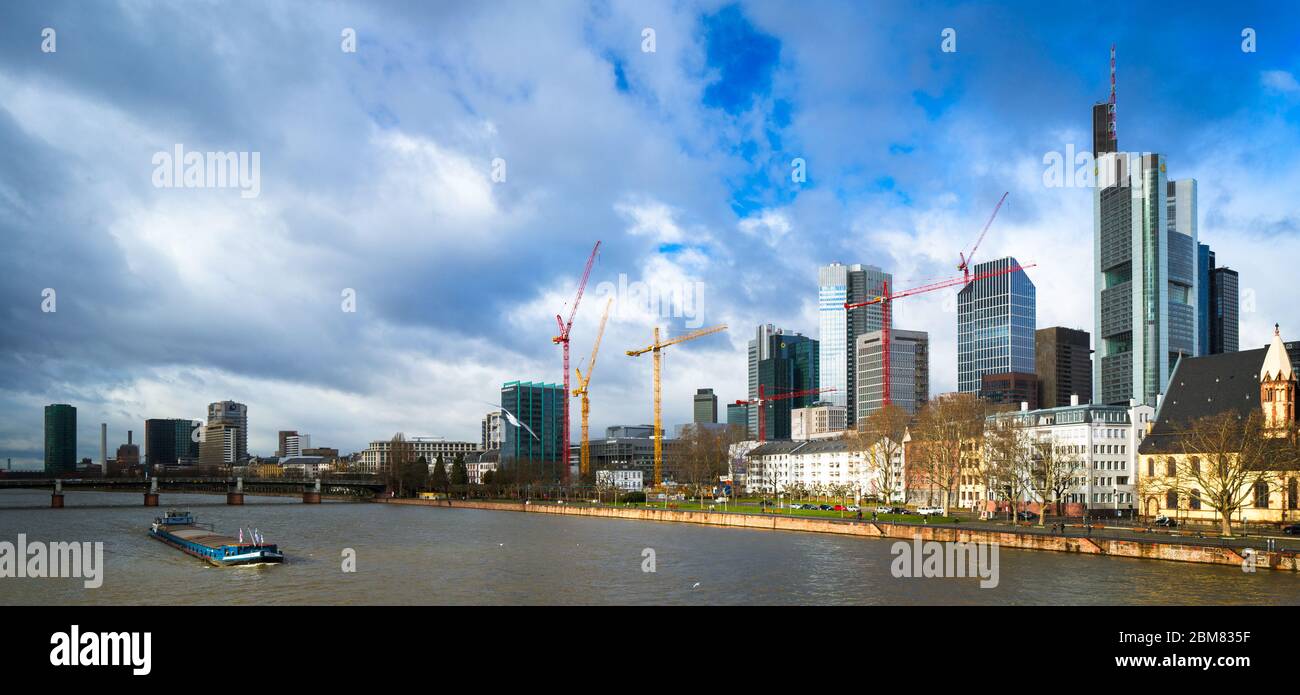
[
  {"x1": 855, "y1": 329, "x2": 929, "y2": 418},
  {"x1": 146, "y1": 418, "x2": 202, "y2": 467},
  {"x1": 1094, "y1": 152, "x2": 1198, "y2": 405},
  {"x1": 692, "y1": 388, "x2": 718, "y2": 423},
  {"x1": 481, "y1": 411, "x2": 504, "y2": 450},
  {"x1": 1210, "y1": 265, "x2": 1239, "y2": 354},
  {"x1": 818, "y1": 263, "x2": 891, "y2": 418},
  {"x1": 1035, "y1": 327, "x2": 1093, "y2": 407},
  {"x1": 726, "y1": 401, "x2": 750, "y2": 431},
  {"x1": 748, "y1": 325, "x2": 819, "y2": 440},
  {"x1": 44, "y1": 404, "x2": 77, "y2": 475},
  {"x1": 957, "y1": 256, "x2": 1036, "y2": 394},
  {"x1": 203, "y1": 401, "x2": 248, "y2": 464},
  {"x1": 1198, "y1": 243, "x2": 1239, "y2": 355},
  {"x1": 500, "y1": 381, "x2": 564, "y2": 466}
]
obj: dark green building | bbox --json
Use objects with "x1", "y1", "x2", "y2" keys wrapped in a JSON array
[
  {"x1": 756, "y1": 332, "x2": 819, "y2": 440},
  {"x1": 500, "y1": 381, "x2": 565, "y2": 469},
  {"x1": 44, "y1": 404, "x2": 77, "y2": 475},
  {"x1": 145, "y1": 418, "x2": 201, "y2": 467}
]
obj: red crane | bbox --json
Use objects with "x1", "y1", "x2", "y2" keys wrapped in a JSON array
[
  {"x1": 957, "y1": 191, "x2": 1008, "y2": 283},
  {"x1": 845, "y1": 262, "x2": 1035, "y2": 407},
  {"x1": 742, "y1": 385, "x2": 837, "y2": 442},
  {"x1": 553, "y1": 241, "x2": 600, "y2": 484}
]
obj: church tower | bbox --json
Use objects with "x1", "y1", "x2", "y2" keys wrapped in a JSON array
[{"x1": 1260, "y1": 324, "x2": 1296, "y2": 433}]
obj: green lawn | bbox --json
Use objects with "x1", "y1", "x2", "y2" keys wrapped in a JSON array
[{"x1": 638, "y1": 500, "x2": 959, "y2": 524}]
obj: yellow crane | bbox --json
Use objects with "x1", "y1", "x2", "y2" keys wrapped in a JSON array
[
  {"x1": 626, "y1": 324, "x2": 727, "y2": 486},
  {"x1": 573, "y1": 297, "x2": 612, "y2": 479}
]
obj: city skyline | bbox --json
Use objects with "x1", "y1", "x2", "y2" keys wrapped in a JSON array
[{"x1": 3, "y1": 3, "x2": 1299, "y2": 468}]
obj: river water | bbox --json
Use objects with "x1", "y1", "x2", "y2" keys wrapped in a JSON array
[{"x1": 1, "y1": 490, "x2": 1295, "y2": 605}]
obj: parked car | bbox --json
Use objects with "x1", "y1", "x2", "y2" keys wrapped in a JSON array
[
  {"x1": 890, "y1": 507, "x2": 914, "y2": 515},
  {"x1": 1015, "y1": 511, "x2": 1039, "y2": 521},
  {"x1": 1283, "y1": 525, "x2": 1300, "y2": 535},
  {"x1": 832, "y1": 504, "x2": 846, "y2": 511},
  {"x1": 874, "y1": 506, "x2": 893, "y2": 515},
  {"x1": 846, "y1": 505, "x2": 861, "y2": 512},
  {"x1": 1154, "y1": 515, "x2": 1178, "y2": 527},
  {"x1": 817, "y1": 504, "x2": 833, "y2": 511},
  {"x1": 917, "y1": 506, "x2": 944, "y2": 516}
]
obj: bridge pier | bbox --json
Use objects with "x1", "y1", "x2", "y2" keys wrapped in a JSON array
[
  {"x1": 303, "y1": 479, "x2": 321, "y2": 504},
  {"x1": 228, "y1": 476, "x2": 244, "y2": 505},
  {"x1": 51, "y1": 480, "x2": 64, "y2": 508},
  {"x1": 144, "y1": 478, "x2": 159, "y2": 506}
]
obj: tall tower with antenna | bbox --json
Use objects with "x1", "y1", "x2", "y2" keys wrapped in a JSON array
[{"x1": 1092, "y1": 44, "x2": 1118, "y2": 154}]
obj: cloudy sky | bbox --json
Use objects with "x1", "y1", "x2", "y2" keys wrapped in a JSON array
[{"x1": 2, "y1": 1, "x2": 1298, "y2": 468}]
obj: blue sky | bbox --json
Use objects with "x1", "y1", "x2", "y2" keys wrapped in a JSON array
[{"x1": 2, "y1": 1, "x2": 1299, "y2": 467}]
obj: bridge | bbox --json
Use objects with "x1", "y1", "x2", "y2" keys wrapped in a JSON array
[{"x1": 0, "y1": 476, "x2": 387, "y2": 507}]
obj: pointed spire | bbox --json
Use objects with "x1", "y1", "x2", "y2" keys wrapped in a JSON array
[{"x1": 1261, "y1": 324, "x2": 1294, "y2": 382}]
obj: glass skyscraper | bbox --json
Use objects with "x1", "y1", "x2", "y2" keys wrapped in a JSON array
[
  {"x1": 817, "y1": 263, "x2": 890, "y2": 418},
  {"x1": 1197, "y1": 242, "x2": 1239, "y2": 355},
  {"x1": 748, "y1": 324, "x2": 818, "y2": 439},
  {"x1": 500, "y1": 381, "x2": 564, "y2": 465},
  {"x1": 44, "y1": 403, "x2": 77, "y2": 475},
  {"x1": 1094, "y1": 151, "x2": 1198, "y2": 405},
  {"x1": 957, "y1": 256, "x2": 1036, "y2": 394}
]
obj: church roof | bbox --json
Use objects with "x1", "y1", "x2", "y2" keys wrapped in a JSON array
[{"x1": 1138, "y1": 348, "x2": 1266, "y2": 455}]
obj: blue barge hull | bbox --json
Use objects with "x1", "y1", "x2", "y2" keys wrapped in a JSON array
[{"x1": 148, "y1": 511, "x2": 283, "y2": 567}]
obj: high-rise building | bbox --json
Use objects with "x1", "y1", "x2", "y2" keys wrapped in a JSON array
[
  {"x1": 1036, "y1": 327, "x2": 1093, "y2": 408},
  {"x1": 1094, "y1": 152, "x2": 1198, "y2": 405},
  {"x1": 500, "y1": 381, "x2": 564, "y2": 466},
  {"x1": 749, "y1": 326, "x2": 819, "y2": 440},
  {"x1": 276, "y1": 430, "x2": 298, "y2": 458},
  {"x1": 791, "y1": 403, "x2": 848, "y2": 441},
  {"x1": 978, "y1": 372, "x2": 1038, "y2": 410},
  {"x1": 818, "y1": 263, "x2": 891, "y2": 418},
  {"x1": 203, "y1": 401, "x2": 248, "y2": 464},
  {"x1": 146, "y1": 418, "x2": 201, "y2": 467},
  {"x1": 283, "y1": 433, "x2": 310, "y2": 458},
  {"x1": 1210, "y1": 266, "x2": 1239, "y2": 354},
  {"x1": 855, "y1": 329, "x2": 929, "y2": 419},
  {"x1": 693, "y1": 388, "x2": 718, "y2": 424},
  {"x1": 44, "y1": 404, "x2": 77, "y2": 475},
  {"x1": 481, "y1": 411, "x2": 504, "y2": 450},
  {"x1": 1197, "y1": 243, "x2": 1214, "y2": 355},
  {"x1": 726, "y1": 402, "x2": 750, "y2": 432},
  {"x1": 957, "y1": 256, "x2": 1036, "y2": 394}
]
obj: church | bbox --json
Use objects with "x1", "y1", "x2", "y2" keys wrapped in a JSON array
[{"x1": 1136, "y1": 326, "x2": 1300, "y2": 527}]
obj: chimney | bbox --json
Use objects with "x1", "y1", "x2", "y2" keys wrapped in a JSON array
[
  {"x1": 128, "y1": 430, "x2": 133, "y2": 445},
  {"x1": 1070, "y1": 394, "x2": 1079, "y2": 407},
  {"x1": 100, "y1": 424, "x2": 108, "y2": 478},
  {"x1": 1020, "y1": 401, "x2": 1029, "y2": 412}
]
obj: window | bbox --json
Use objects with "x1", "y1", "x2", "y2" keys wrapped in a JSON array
[
  {"x1": 1290, "y1": 479, "x2": 1299, "y2": 511},
  {"x1": 1165, "y1": 458, "x2": 1176, "y2": 477},
  {"x1": 1255, "y1": 482, "x2": 1270, "y2": 509},
  {"x1": 1165, "y1": 490, "x2": 1178, "y2": 509},
  {"x1": 1190, "y1": 489, "x2": 1201, "y2": 511},
  {"x1": 1190, "y1": 456, "x2": 1200, "y2": 474},
  {"x1": 1147, "y1": 458, "x2": 1154, "y2": 477}
]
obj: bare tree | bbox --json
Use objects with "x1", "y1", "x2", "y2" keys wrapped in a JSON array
[
  {"x1": 852, "y1": 404, "x2": 910, "y2": 506},
  {"x1": 676, "y1": 425, "x2": 730, "y2": 506},
  {"x1": 912, "y1": 393, "x2": 986, "y2": 514},
  {"x1": 1148, "y1": 412, "x2": 1297, "y2": 536},
  {"x1": 1029, "y1": 437, "x2": 1085, "y2": 527},
  {"x1": 386, "y1": 433, "x2": 418, "y2": 497},
  {"x1": 983, "y1": 417, "x2": 1035, "y2": 522}
]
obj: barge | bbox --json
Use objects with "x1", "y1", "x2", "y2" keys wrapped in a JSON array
[{"x1": 148, "y1": 510, "x2": 283, "y2": 566}]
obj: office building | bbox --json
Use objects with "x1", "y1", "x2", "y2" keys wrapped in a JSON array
[
  {"x1": 358, "y1": 437, "x2": 477, "y2": 475},
  {"x1": 818, "y1": 263, "x2": 892, "y2": 418},
  {"x1": 145, "y1": 418, "x2": 201, "y2": 467},
  {"x1": 1036, "y1": 327, "x2": 1093, "y2": 408},
  {"x1": 749, "y1": 325, "x2": 819, "y2": 440},
  {"x1": 791, "y1": 403, "x2": 848, "y2": 441},
  {"x1": 1197, "y1": 244, "x2": 1239, "y2": 355},
  {"x1": 979, "y1": 372, "x2": 1039, "y2": 410},
  {"x1": 693, "y1": 388, "x2": 718, "y2": 424},
  {"x1": 44, "y1": 404, "x2": 77, "y2": 475},
  {"x1": 500, "y1": 381, "x2": 565, "y2": 465},
  {"x1": 957, "y1": 256, "x2": 1036, "y2": 395},
  {"x1": 480, "y1": 411, "x2": 504, "y2": 450},
  {"x1": 726, "y1": 402, "x2": 750, "y2": 432},
  {"x1": 203, "y1": 401, "x2": 248, "y2": 463},
  {"x1": 855, "y1": 329, "x2": 929, "y2": 419},
  {"x1": 276, "y1": 430, "x2": 298, "y2": 458},
  {"x1": 1095, "y1": 150, "x2": 1198, "y2": 405},
  {"x1": 283, "y1": 433, "x2": 310, "y2": 458}
]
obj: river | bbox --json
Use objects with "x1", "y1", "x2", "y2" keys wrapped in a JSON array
[{"x1": 1, "y1": 490, "x2": 1295, "y2": 605}]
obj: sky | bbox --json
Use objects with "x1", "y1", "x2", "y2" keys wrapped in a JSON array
[{"x1": 2, "y1": 1, "x2": 1299, "y2": 469}]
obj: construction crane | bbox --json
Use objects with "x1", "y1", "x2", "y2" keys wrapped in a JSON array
[
  {"x1": 626, "y1": 324, "x2": 728, "y2": 486},
  {"x1": 956, "y1": 191, "x2": 1008, "y2": 283},
  {"x1": 846, "y1": 262, "x2": 1035, "y2": 406},
  {"x1": 573, "y1": 297, "x2": 612, "y2": 479},
  {"x1": 740, "y1": 385, "x2": 837, "y2": 442},
  {"x1": 553, "y1": 241, "x2": 601, "y2": 485}
]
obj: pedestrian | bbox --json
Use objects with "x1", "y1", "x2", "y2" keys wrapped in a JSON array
[
  {"x1": 871, "y1": 511, "x2": 877, "y2": 521},
  {"x1": 857, "y1": 510, "x2": 863, "y2": 521}
]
